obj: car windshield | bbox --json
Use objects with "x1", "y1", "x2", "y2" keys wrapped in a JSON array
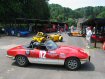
[{"x1": 45, "y1": 40, "x2": 58, "y2": 50}]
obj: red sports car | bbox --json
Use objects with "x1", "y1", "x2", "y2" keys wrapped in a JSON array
[{"x1": 7, "y1": 40, "x2": 90, "y2": 70}]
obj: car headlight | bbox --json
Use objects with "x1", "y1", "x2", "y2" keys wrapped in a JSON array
[
  {"x1": 79, "y1": 49, "x2": 84, "y2": 52},
  {"x1": 80, "y1": 49, "x2": 86, "y2": 54}
]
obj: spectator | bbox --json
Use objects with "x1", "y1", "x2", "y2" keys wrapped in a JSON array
[
  {"x1": 86, "y1": 27, "x2": 92, "y2": 48},
  {"x1": 64, "y1": 24, "x2": 68, "y2": 33},
  {"x1": 57, "y1": 24, "x2": 62, "y2": 34},
  {"x1": 71, "y1": 25, "x2": 74, "y2": 33}
]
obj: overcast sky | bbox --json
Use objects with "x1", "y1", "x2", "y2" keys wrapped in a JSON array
[{"x1": 48, "y1": 0, "x2": 105, "y2": 10}]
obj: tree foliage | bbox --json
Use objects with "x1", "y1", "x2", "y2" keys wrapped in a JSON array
[
  {"x1": 0, "y1": 0, "x2": 50, "y2": 21},
  {"x1": 49, "y1": 4, "x2": 82, "y2": 20},
  {"x1": 49, "y1": 4, "x2": 81, "y2": 26},
  {"x1": 66, "y1": 18, "x2": 76, "y2": 26},
  {"x1": 49, "y1": 4, "x2": 105, "y2": 26},
  {"x1": 75, "y1": 6, "x2": 105, "y2": 18},
  {"x1": 0, "y1": 0, "x2": 105, "y2": 26},
  {"x1": 97, "y1": 11, "x2": 105, "y2": 18}
]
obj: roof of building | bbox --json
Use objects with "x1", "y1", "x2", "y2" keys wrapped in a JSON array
[{"x1": 82, "y1": 18, "x2": 105, "y2": 27}]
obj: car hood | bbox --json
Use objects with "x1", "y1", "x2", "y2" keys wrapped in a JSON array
[
  {"x1": 56, "y1": 45, "x2": 88, "y2": 59},
  {"x1": 7, "y1": 45, "x2": 26, "y2": 52},
  {"x1": 57, "y1": 46, "x2": 82, "y2": 54},
  {"x1": 7, "y1": 45, "x2": 27, "y2": 56}
]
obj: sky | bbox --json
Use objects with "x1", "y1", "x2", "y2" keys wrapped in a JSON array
[{"x1": 48, "y1": 0, "x2": 105, "y2": 10}]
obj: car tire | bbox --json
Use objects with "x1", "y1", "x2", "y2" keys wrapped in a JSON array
[
  {"x1": 69, "y1": 33, "x2": 72, "y2": 36},
  {"x1": 64, "y1": 57, "x2": 81, "y2": 70},
  {"x1": 15, "y1": 55, "x2": 29, "y2": 67},
  {"x1": 59, "y1": 36, "x2": 63, "y2": 42}
]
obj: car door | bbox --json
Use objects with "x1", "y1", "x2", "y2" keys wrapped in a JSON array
[
  {"x1": 40, "y1": 48, "x2": 60, "y2": 65},
  {"x1": 28, "y1": 48, "x2": 40, "y2": 58},
  {"x1": 39, "y1": 44, "x2": 59, "y2": 59},
  {"x1": 31, "y1": 45, "x2": 60, "y2": 64},
  {"x1": 27, "y1": 43, "x2": 61, "y2": 65}
]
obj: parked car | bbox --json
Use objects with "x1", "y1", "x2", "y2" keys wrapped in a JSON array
[
  {"x1": 7, "y1": 40, "x2": 90, "y2": 70},
  {"x1": 48, "y1": 34, "x2": 63, "y2": 42},
  {"x1": 4, "y1": 26, "x2": 30, "y2": 37},
  {"x1": 103, "y1": 42, "x2": 105, "y2": 50},
  {"x1": 32, "y1": 32, "x2": 63, "y2": 42},
  {"x1": 32, "y1": 32, "x2": 47, "y2": 42},
  {"x1": 69, "y1": 32, "x2": 85, "y2": 37},
  {"x1": 91, "y1": 34, "x2": 105, "y2": 42}
]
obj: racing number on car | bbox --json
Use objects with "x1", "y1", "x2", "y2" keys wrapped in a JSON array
[{"x1": 40, "y1": 51, "x2": 46, "y2": 58}]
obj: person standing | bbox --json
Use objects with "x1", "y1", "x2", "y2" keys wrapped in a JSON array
[
  {"x1": 64, "y1": 24, "x2": 68, "y2": 33},
  {"x1": 86, "y1": 27, "x2": 92, "y2": 48},
  {"x1": 57, "y1": 24, "x2": 60, "y2": 33},
  {"x1": 71, "y1": 25, "x2": 74, "y2": 33},
  {"x1": 57, "y1": 24, "x2": 62, "y2": 34}
]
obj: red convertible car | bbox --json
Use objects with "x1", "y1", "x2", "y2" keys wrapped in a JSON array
[{"x1": 7, "y1": 40, "x2": 90, "y2": 70}]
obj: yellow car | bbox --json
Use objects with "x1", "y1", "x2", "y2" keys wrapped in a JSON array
[
  {"x1": 70, "y1": 32, "x2": 85, "y2": 37},
  {"x1": 32, "y1": 32, "x2": 63, "y2": 42},
  {"x1": 48, "y1": 34, "x2": 63, "y2": 42},
  {"x1": 32, "y1": 32, "x2": 47, "y2": 42}
]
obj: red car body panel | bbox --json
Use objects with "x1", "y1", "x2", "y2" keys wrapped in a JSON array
[
  {"x1": 7, "y1": 46, "x2": 26, "y2": 57},
  {"x1": 7, "y1": 45, "x2": 89, "y2": 62},
  {"x1": 60, "y1": 46, "x2": 88, "y2": 59}
]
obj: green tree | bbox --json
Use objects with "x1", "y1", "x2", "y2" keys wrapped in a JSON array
[
  {"x1": 75, "y1": 6, "x2": 105, "y2": 18},
  {"x1": 49, "y1": 4, "x2": 81, "y2": 23},
  {"x1": 49, "y1": 4, "x2": 64, "y2": 21},
  {"x1": 97, "y1": 11, "x2": 105, "y2": 18},
  {"x1": 93, "y1": 6, "x2": 105, "y2": 17},
  {"x1": 0, "y1": 0, "x2": 50, "y2": 22},
  {"x1": 66, "y1": 18, "x2": 76, "y2": 26}
]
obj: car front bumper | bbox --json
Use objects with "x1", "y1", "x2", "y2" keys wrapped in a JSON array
[
  {"x1": 6, "y1": 55, "x2": 15, "y2": 60},
  {"x1": 80, "y1": 56, "x2": 90, "y2": 64}
]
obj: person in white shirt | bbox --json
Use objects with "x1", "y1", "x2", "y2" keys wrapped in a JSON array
[
  {"x1": 86, "y1": 27, "x2": 92, "y2": 48},
  {"x1": 71, "y1": 25, "x2": 74, "y2": 33}
]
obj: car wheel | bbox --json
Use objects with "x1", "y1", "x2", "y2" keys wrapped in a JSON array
[
  {"x1": 42, "y1": 38, "x2": 46, "y2": 43},
  {"x1": 17, "y1": 33, "x2": 20, "y2": 37},
  {"x1": 69, "y1": 33, "x2": 72, "y2": 36},
  {"x1": 64, "y1": 57, "x2": 81, "y2": 70},
  {"x1": 59, "y1": 36, "x2": 63, "y2": 42},
  {"x1": 15, "y1": 55, "x2": 29, "y2": 67}
]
